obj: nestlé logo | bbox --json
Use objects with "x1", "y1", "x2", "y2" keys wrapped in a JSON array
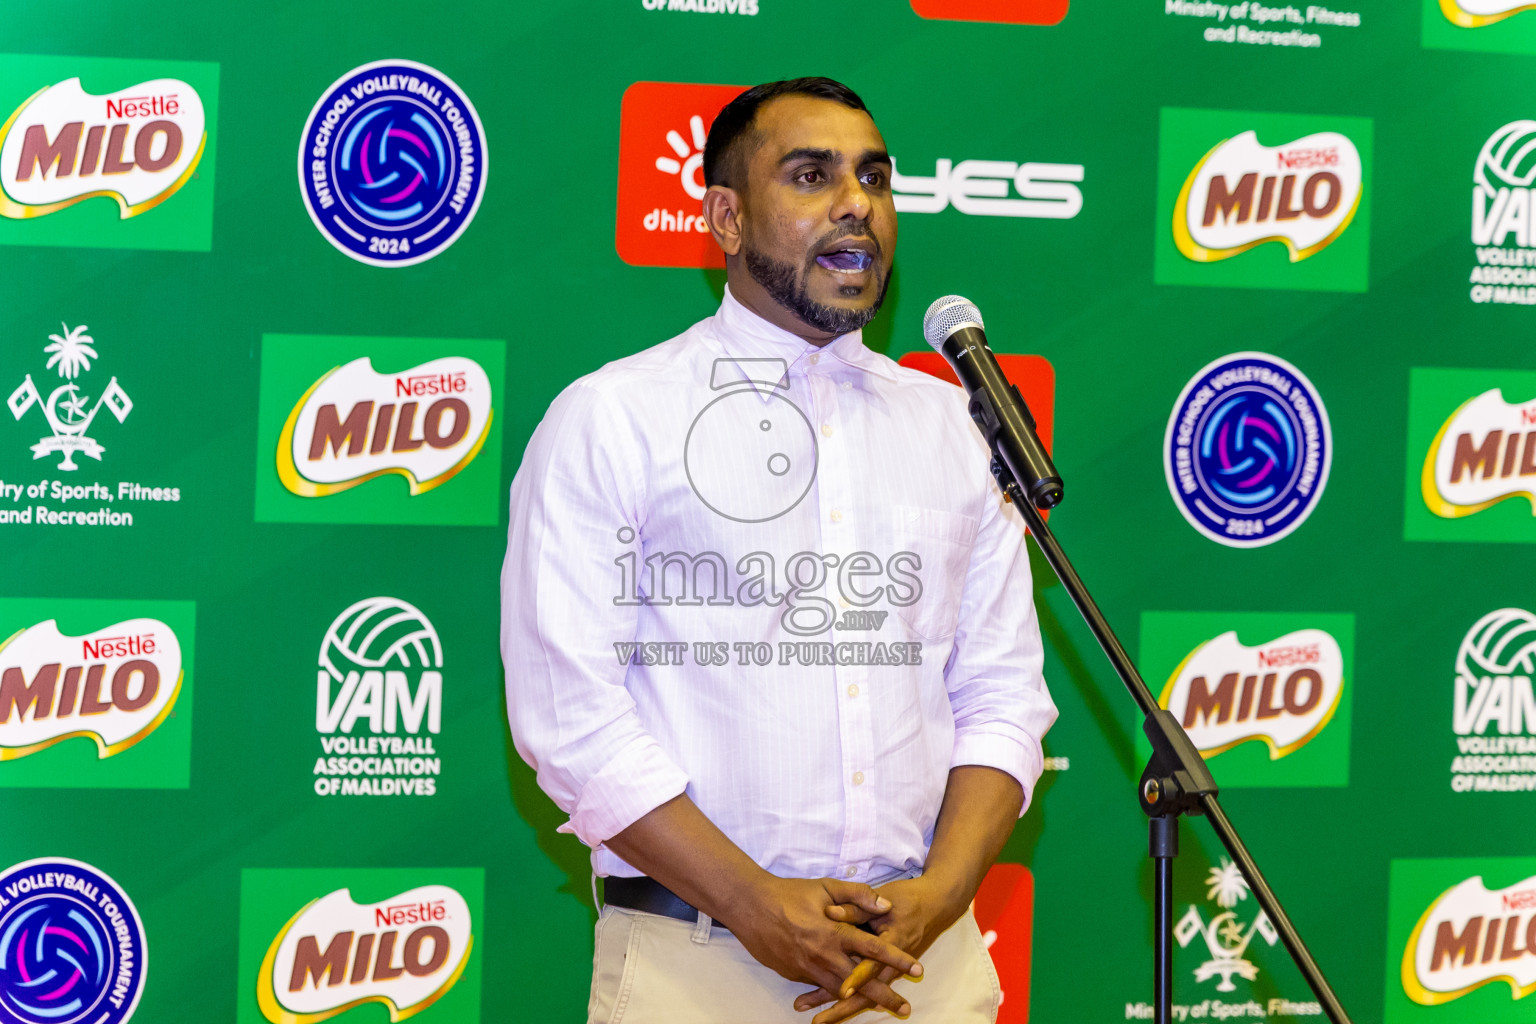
[
  {"x1": 1402, "y1": 872, "x2": 1536, "y2": 1004},
  {"x1": 277, "y1": 356, "x2": 492, "y2": 498},
  {"x1": 0, "y1": 617, "x2": 182, "y2": 760},
  {"x1": 1422, "y1": 389, "x2": 1536, "y2": 518},
  {"x1": 257, "y1": 885, "x2": 472, "y2": 1023},
  {"x1": 0, "y1": 76, "x2": 205, "y2": 220}
]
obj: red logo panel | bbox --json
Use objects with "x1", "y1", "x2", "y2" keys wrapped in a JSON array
[
  {"x1": 910, "y1": 0, "x2": 1068, "y2": 24},
  {"x1": 974, "y1": 862, "x2": 1035, "y2": 1022},
  {"x1": 616, "y1": 81, "x2": 746, "y2": 268},
  {"x1": 898, "y1": 351, "x2": 1056, "y2": 520}
]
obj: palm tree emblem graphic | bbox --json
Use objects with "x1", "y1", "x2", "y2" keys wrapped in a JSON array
[
  {"x1": 7, "y1": 323, "x2": 133, "y2": 470},
  {"x1": 1172, "y1": 858, "x2": 1280, "y2": 992}
]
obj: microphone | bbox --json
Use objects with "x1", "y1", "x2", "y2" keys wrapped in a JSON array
[{"x1": 923, "y1": 295, "x2": 1064, "y2": 510}]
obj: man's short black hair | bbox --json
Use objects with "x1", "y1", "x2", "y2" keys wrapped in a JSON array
[{"x1": 703, "y1": 77, "x2": 869, "y2": 190}]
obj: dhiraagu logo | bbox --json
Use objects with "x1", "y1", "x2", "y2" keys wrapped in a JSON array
[
  {"x1": 237, "y1": 868, "x2": 483, "y2": 1024},
  {"x1": 1138, "y1": 611, "x2": 1354, "y2": 787},
  {"x1": 0, "y1": 53, "x2": 217, "y2": 251},
  {"x1": 254, "y1": 335, "x2": 504, "y2": 526},
  {"x1": 1154, "y1": 107, "x2": 1372, "y2": 293}
]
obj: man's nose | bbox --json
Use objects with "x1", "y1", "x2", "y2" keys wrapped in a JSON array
[{"x1": 830, "y1": 172, "x2": 873, "y2": 222}]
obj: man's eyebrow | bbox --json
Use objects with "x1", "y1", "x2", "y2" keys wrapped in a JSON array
[
  {"x1": 778, "y1": 147, "x2": 836, "y2": 166},
  {"x1": 859, "y1": 149, "x2": 892, "y2": 167}
]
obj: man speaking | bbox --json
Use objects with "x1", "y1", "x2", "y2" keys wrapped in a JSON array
[{"x1": 501, "y1": 78, "x2": 1057, "y2": 1022}]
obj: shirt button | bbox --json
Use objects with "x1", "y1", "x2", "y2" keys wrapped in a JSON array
[
  {"x1": 830, "y1": 509, "x2": 843, "y2": 523},
  {"x1": 841, "y1": 381, "x2": 852, "y2": 391},
  {"x1": 844, "y1": 866, "x2": 857, "y2": 878},
  {"x1": 821, "y1": 423, "x2": 833, "y2": 437},
  {"x1": 852, "y1": 771, "x2": 865, "y2": 786},
  {"x1": 847, "y1": 684, "x2": 859, "y2": 697},
  {"x1": 809, "y1": 353, "x2": 820, "y2": 365}
]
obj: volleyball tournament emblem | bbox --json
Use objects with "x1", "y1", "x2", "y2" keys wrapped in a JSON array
[
  {"x1": 1405, "y1": 368, "x2": 1536, "y2": 542},
  {"x1": 0, "y1": 857, "x2": 147, "y2": 1024},
  {"x1": 1164, "y1": 352, "x2": 1331, "y2": 547},
  {"x1": 615, "y1": 81, "x2": 745, "y2": 268},
  {"x1": 236, "y1": 867, "x2": 483, "y2": 1024},
  {"x1": 1386, "y1": 856, "x2": 1536, "y2": 1023},
  {"x1": 8, "y1": 323, "x2": 131, "y2": 471},
  {"x1": 254, "y1": 335, "x2": 504, "y2": 526},
  {"x1": 299, "y1": 60, "x2": 486, "y2": 267},
  {"x1": 1154, "y1": 108, "x2": 1372, "y2": 292},
  {"x1": 0, "y1": 54, "x2": 218, "y2": 250}
]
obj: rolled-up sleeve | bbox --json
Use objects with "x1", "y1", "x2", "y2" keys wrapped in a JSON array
[
  {"x1": 943, "y1": 481, "x2": 1059, "y2": 814},
  {"x1": 501, "y1": 381, "x2": 689, "y2": 848}
]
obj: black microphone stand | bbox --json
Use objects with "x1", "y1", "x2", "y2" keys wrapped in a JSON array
[{"x1": 968, "y1": 395, "x2": 1354, "y2": 1024}]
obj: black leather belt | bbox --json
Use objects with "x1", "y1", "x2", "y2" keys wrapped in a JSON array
[{"x1": 603, "y1": 875, "x2": 724, "y2": 930}]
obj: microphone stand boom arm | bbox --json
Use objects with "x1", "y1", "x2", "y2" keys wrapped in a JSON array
[{"x1": 970, "y1": 391, "x2": 1354, "y2": 1024}]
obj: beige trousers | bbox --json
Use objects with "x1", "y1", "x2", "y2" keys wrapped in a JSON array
[{"x1": 586, "y1": 903, "x2": 1000, "y2": 1024}]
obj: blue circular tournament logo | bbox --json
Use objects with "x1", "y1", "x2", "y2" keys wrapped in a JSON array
[
  {"x1": 0, "y1": 858, "x2": 146, "y2": 1024},
  {"x1": 1163, "y1": 352, "x2": 1331, "y2": 548},
  {"x1": 298, "y1": 59, "x2": 488, "y2": 267}
]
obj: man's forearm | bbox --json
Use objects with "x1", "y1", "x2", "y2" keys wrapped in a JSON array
[
  {"x1": 602, "y1": 792, "x2": 771, "y2": 925},
  {"x1": 919, "y1": 765, "x2": 1025, "y2": 915}
]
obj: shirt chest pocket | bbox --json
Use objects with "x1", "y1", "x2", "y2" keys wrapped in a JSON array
[{"x1": 885, "y1": 504, "x2": 979, "y2": 642}]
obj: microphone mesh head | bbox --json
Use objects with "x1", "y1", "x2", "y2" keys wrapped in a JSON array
[{"x1": 922, "y1": 295, "x2": 984, "y2": 351}]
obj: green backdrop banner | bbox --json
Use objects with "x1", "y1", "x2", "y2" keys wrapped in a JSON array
[{"x1": 0, "y1": 2, "x2": 1532, "y2": 1022}]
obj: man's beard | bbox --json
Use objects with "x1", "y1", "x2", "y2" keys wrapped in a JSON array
[{"x1": 742, "y1": 245, "x2": 888, "y2": 337}]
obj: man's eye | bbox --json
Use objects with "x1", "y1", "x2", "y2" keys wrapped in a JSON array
[
  {"x1": 861, "y1": 171, "x2": 887, "y2": 188},
  {"x1": 796, "y1": 169, "x2": 824, "y2": 184}
]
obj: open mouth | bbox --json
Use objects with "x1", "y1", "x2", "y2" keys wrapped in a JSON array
[{"x1": 815, "y1": 248, "x2": 874, "y2": 273}]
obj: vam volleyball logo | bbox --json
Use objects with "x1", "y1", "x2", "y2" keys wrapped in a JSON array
[
  {"x1": 1161, "y1": 629, "x2": 1344, "y2": 761},
  {"x1": 1386, "y1": 857, "x2": 1536, "y2": 1023},
  {"x1": 1469, "y1": 121, "x2": 1536, "y2": 304},
  {"x1": 277, "y1": 356, "x2": 493, "y2": 499},
  {"x1": 299, "y1": 61, "x2": 486, "y2": 267},
  {"x1": 1448, "y1": 609, "x2": 1536, "y2": 794},
  {"x1": 1155, "y1": 108, "x2": 1372, "y2": 292},
  {"x1": 0, "y1": 616, "x2": 182, "y2": 761},
  {"x1": 615, "y1": 81, "x2": 745, "y2": 268},
  {"x1": 313, "y1": 597, "x2": 443, "y2": 798},
  {"x1": 0, "y1": 857, "x2": 147, "y2": 1024},
  {"x1": 1164, "y1": 353, "x2": 1331, "y2": 547},
  {"x1": 257, "y1": 886, "x2": 472, "y2": 1022},
  {"x1": 255, "y1": 334, "x2": 505, "y2": 526}
]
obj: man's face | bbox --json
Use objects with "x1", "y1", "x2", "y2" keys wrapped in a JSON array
[{"x1": 734, "y1": 95, "x2": 897, "y2": 338}]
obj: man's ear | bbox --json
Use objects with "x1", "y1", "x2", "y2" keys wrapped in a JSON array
[{"x1": 703, "y1": 185, "x2": 743, "y2": 257}]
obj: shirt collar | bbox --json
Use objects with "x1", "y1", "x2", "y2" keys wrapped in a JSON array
[{"x1": 712, "y1": 284, "x2": 900, "y2": 384}]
